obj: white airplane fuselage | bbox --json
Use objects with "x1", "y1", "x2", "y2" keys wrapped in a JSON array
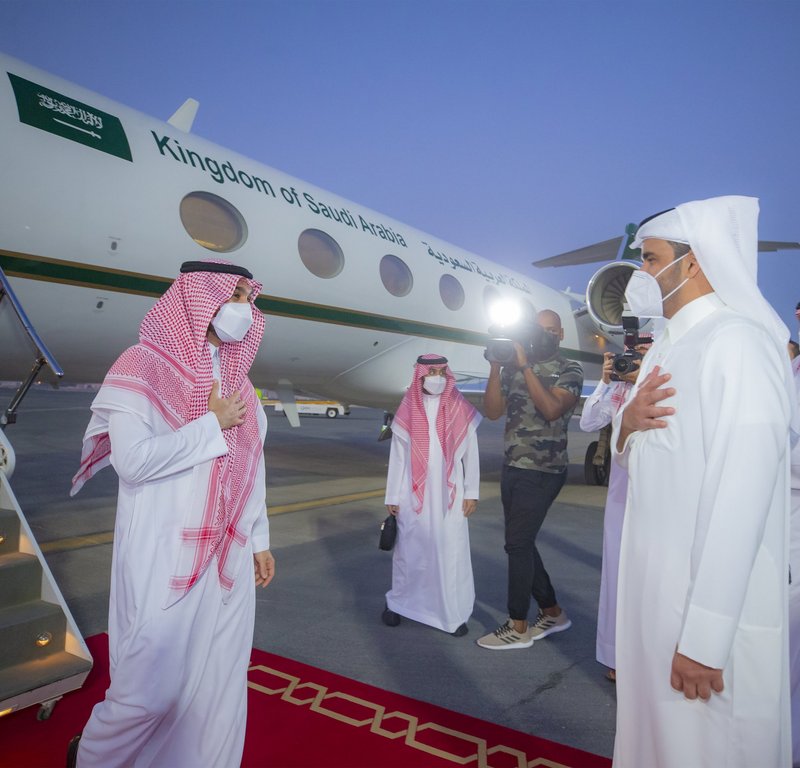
[{"x1": 0, "y1": 52, "x2": 604, "y2": 411}]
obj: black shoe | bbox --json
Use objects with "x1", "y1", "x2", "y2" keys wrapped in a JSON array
[
  {"x1": 66, "y1": 734, "x2": 81, "y2": 768},
  {"x1": 451, "y1": 623, "x2": 468, "y2": 637},
  {"x1": 381, "y1": 605, "x2": 401, "y2": 627}
]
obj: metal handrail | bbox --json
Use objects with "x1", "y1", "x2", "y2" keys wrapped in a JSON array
[{"x1": 0, "y1": 265, "x2": 64, "y2": 428}]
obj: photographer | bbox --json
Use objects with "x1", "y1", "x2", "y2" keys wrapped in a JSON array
[
  {"x1": 579, "y1": 338, "x2": 651, "y2": 681},
  {"x1": 477, "y1": 309, "x2": 583, "y2": 650}
]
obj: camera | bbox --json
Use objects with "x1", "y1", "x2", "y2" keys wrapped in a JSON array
[
  {"x1": 484, "y1": 337, "x2": 521, "y2": 365},
  {"x1": 485, "y1": 322, "x2": 555, "y2": 365},
  {"x1": 610, "y1": 317, "x2": 649, "y2": 382},
  {"x1": 611, "y1": 351, "x2": 643, "y2": 379}
]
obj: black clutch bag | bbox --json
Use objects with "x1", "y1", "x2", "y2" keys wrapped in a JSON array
[{"x1": 378, "y1": 514, "x2": 397, "y2": 551}]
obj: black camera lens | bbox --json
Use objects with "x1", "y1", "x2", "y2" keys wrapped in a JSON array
[
  {"x1": 612, "y1": 357, "x2": 635, "y2": 375},
  {"x1": 611, "y1": 350, "x2": 643, "y2": 377},
  {"x1": 485, "y1": 339, "x2": 518, "y2": 365}
]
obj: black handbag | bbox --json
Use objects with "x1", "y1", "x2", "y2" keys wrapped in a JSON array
[{"x1": 378, "y1": 514, "x2": 397, "y2": 551}]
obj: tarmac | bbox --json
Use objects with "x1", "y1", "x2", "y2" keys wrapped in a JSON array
[{"x1": 3, "y1": 385, "x2": 616, "y2": 759}]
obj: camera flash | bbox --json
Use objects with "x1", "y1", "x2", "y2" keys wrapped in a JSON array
[{"x1": 488, "y1": 299, "x2": 522, "y2": 327}]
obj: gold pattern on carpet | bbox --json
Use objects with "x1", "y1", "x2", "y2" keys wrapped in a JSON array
[{"x1": 248, "y1": 664, "x2": 571, "y2": 768}]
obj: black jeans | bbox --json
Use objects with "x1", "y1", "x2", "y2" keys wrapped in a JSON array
[{"x1": 501, "y1": 464, "x2": 566, "y2": 621}]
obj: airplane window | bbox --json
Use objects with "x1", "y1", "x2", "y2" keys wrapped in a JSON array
[
  {"x1": 179, "y1": 192, "x2": 247, "y2": 252},
  {"x1": 439, "y1": 274, "x2": 465, "y2": 311},
  {"x1": 298, "y1": 229, "x2": 344, "y2": 279},
  {"x1": 379, "y1": 254, "x2": 413, "y2": 297}
]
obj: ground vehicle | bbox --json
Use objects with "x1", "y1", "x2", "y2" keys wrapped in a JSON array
[{"x1": 267, "y1": 399, "x2": 349, "y2": 418}]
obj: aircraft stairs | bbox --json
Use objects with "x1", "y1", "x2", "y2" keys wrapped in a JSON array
[{"x1": 0, "y1": 265, "x2": 92, "y2": 721}]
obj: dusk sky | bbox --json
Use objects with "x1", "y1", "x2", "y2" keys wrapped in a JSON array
[{"x1": 2, "y1": 0, "x2": 798, "y2": 331}]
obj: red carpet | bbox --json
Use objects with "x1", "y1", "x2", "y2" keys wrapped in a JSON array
[{"x1": 0, "y1": 634, "x2": 611, "y2": 767}]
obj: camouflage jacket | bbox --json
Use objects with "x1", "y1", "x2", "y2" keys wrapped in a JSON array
[{"x1": 500, "y1": 353, "x2": 584, "y2": 473}]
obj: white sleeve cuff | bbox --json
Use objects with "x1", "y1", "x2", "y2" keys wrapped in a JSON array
[{"x1": 678, "y1": 603, "x2": 736, "y2": 670}]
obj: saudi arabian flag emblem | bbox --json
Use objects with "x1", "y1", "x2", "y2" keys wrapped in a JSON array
[{"x1": 8, "y1": 72, "x2": 132, "y2": 161}]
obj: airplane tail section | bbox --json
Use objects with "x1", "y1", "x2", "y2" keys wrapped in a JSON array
[{"x1": 167, "y1": 98, "x2": 199, "y2": 132}]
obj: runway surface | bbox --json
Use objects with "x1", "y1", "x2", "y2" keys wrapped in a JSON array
[{"x1": 3, "y1": 386, "x2": 616, "y2": 759}]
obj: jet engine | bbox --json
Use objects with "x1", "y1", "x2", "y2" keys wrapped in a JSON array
[{"x1": 585, "y1": 260, "x2": 638, "y2": 333}]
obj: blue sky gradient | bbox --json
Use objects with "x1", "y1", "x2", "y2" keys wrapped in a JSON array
[{"x1": 2, "y1": 0, "x2": 798, "y2": 331}]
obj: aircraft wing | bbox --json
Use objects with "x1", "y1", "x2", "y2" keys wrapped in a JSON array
[
  {"x1": 758, "y1": 241, "x2": 800, "y2": 252},
  {"x1": 532, "y1": 237, "x2": 624, "y2": 269}
]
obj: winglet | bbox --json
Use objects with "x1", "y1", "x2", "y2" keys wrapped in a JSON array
[{"x1": 167, "y1": 99, "x2": 199, "y2": 132}]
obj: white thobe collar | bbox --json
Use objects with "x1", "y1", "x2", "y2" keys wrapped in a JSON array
[
  {"x1": 422, "y1": 392, "x2": 441, "y2": 419},
  {"x1": 663, "y1": 293, "x2": 724, "y2": 346},
  {"x1": 208, "y1": 341, "x2": 221, "y2": 381}
]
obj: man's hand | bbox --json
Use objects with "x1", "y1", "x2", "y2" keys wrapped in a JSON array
[
  {"x1": 670, "y1": 651, "x2": 724, "y2": 701},
  {"x1": 601, "y1": 352, "x2": 613, "y2": 385},
  {"x1": 254, "y1": 550, "x2": 275, "y2": 588},
  {"x1": 386, "y1": 504, "x2": 399, "y2": 516},
  {"x1": 208, "y1": 381, "x2": 246, "y2": 429},
  {"x1": 462, "y1": 499, "x2": 477, "y2": 517},
  {"x1": 513, "y1": 342, "x2": 528, "y2": 369},
  {"x1": 617, "y1": 365, "x2": 675, "y2": 450}
]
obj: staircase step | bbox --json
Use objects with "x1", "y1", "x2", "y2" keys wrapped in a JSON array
[
  {"x1": 0, "y1": 507, "x2": 20, "y2": 554},
  {"x1": 0, "y1": 552, "x2": 42, "y2": 606},
  {"x1": 0, "y1": 650, "x2": 93, "y2": 703},
  {"x1": 0, "y1": 600, "x2": 66, "y2": 668}
]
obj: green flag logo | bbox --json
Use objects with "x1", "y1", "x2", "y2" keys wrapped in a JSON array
[{"x1": 8, "y1": 72, "x2": 132, "y2": 162}]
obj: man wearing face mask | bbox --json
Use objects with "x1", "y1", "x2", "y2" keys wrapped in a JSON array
[
  {"x1": 612, "y1": 197, "x2": 797, "y2": 767},
  {"x1": 69, "y1": 260, "x2": 274, "y2": 768},
  {"x1": 382, "y1": 354, "x2": 481, "y2": 636},
  {"x1": 478, "y1": 310, "x2": 583, "y2": 650}
]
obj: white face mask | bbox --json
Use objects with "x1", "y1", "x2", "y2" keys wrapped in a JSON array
[
  {"x1": 423, "y1": 376, "x2": 446, "y2": 395},
  {"x1": 211, "y1": 301, "x2": 253, "y2": 343},
  {"x1": 624, "y1": 252, "x2": 689, "y2": 318}
]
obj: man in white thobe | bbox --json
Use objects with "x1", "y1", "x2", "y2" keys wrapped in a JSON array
[
  {"x1": 789, "y1": 344, "x2": 800, "y2": 765},
  {"x1": 579, "y1": 341, "x2": 649, "y2": 681},
  {"x1": 383, "y1": 354, "x2": 481, "y2": 636},
  {"x1": 612, "y1": 197, "x2": 796, "y2": 767},
  {"x1": 69, "y1": 261, "x2": 275, "y2": 768}
]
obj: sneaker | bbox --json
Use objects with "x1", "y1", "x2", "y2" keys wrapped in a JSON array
[
  {"x1": 476, "y1": 619, "x2": 533, "y2": 650},
  {"x1": 529, "y1": 610, "x2": 571, "y2": 640},
  {"x1": 451, "y1": 623, "x2": 468, "y2": 637}
]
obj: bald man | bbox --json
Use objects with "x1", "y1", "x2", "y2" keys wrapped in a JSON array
[{"x1": 478, "y1": 310, "x2": 583, "y2": 650}]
